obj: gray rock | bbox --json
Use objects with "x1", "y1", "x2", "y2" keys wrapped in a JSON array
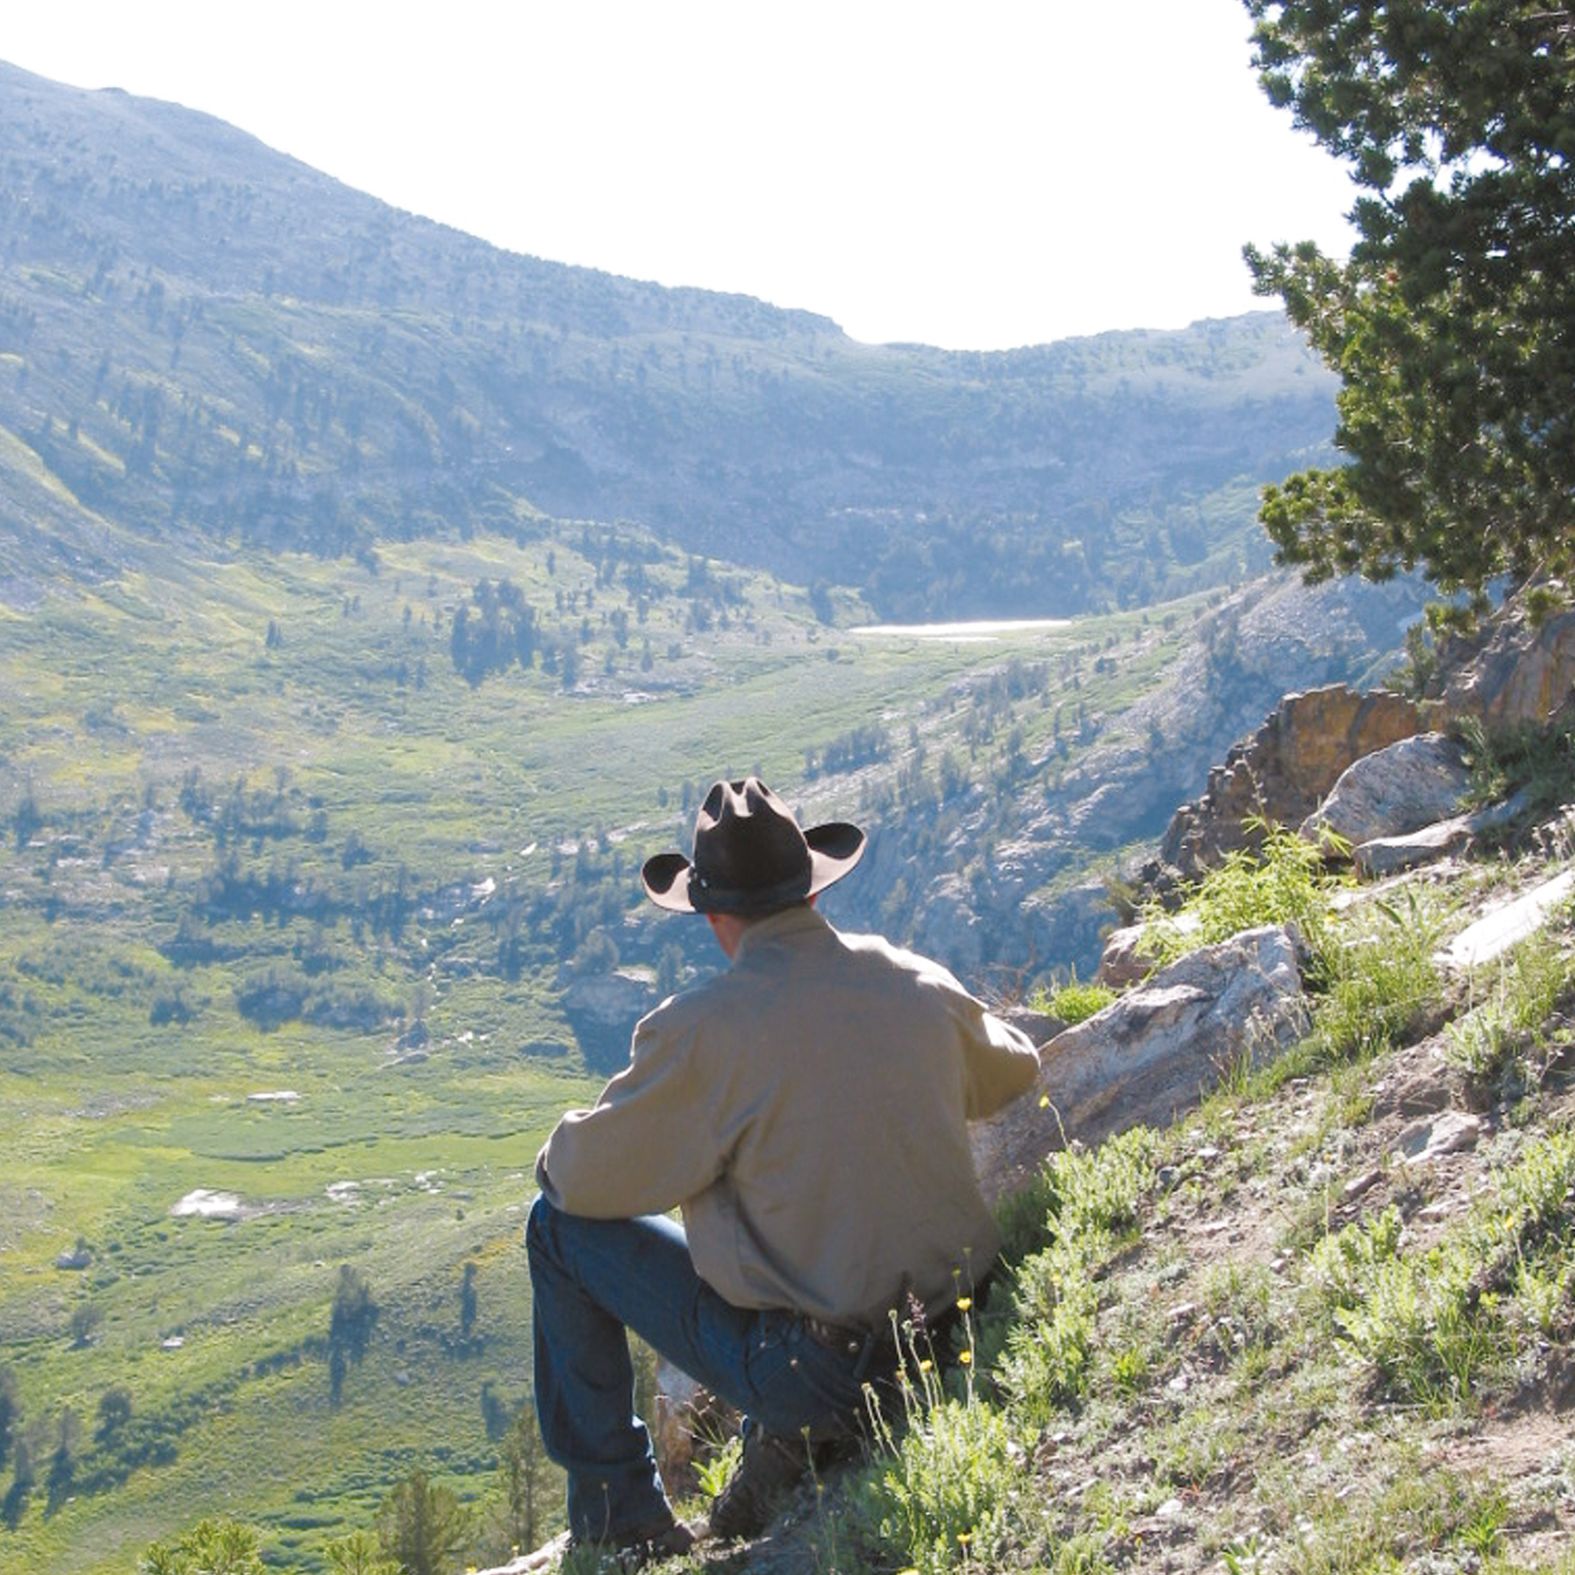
[
  {"x1": 1160, "y1": 684, "x2": 1424, "y2": 881},
  {"x1": 1097, "y1": 912, "x2": 1200, "y2": 988},
  {"x1": 1097, "y1": 923, "x2": 1153, "y2": 989},
  {"x1": 561, "y1": 967, "x2": 659, "y2": 1074},
  {"x1": 1397, "y1": 1110, "x2": 1484, "y2": 1165},
  {"x1": 1353, "y1": 789, "x2": 1532, "y2": 878},
  {"x1": 1000, "y1": 1004, "x2": 1065, "y2": 1047},
  {"x1": 1354, "y1": 817, "x2": 1474, "y2": 878},
  {"x1": 1302, "y1": 732, "x2": 1471, "y2": 849},
  {"x1": 972, "y1": 925, "x2": 1305, "y2": 1203},
  {"x1": 1436, "y1": 868, "x2": 1575, "y2": 971}
]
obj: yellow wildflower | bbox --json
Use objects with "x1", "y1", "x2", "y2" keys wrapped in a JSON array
[
  {"x1": 955, "y1": 1296, "x2": 972, "y2": 1312},
  {"x1": 958, "y1": 1348, "x2": 973, "y2": 1366}
]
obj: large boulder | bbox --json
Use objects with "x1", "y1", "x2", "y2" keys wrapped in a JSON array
[
  {"x1": 1441, "y1": 604, "x2": 1575, "y2": 727},
  {"x1": 972, "y1": 925, "x2": 1305, "y2": 1204},
  {"x1": 1097, "y1": 912, "x2": 1201, "y2": 988},
  {"x1": 1301, "y1": 732, "x2": 1472, "y2": 849},
  {"x1": 1158, "y1": 685, "x2": 1424, "y2": 881}
]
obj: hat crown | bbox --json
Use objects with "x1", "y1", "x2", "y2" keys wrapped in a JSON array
[
  {"x1": 690, "y1": 779, "x2": 812, "y2": 908},
  {"x1": 640, "y1": 777, "x2": 865, "y2": 914}
]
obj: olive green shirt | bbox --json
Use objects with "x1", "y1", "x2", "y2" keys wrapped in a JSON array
[{"x1": 536, "y1": 905, "x2": 1039, "y2": 1327}]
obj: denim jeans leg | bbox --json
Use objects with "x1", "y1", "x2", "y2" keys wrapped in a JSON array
[
  {"x1": 527, "y1": 1196, "x2": 690, "y2": 1540},
  {"x1": 526, "y1": 1193, "x2": 866, "y2": 1540}
]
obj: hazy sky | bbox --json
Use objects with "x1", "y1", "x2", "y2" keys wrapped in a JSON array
[{"x1": 2, "y1": 1, "x2": 1358, "y2": 350}]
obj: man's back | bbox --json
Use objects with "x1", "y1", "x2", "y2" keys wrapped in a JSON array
[{"x1": 538, "y1": 904, "x2": 1038, "y2": 1325}]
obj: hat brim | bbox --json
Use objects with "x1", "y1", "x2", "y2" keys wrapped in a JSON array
[{"x1": 642, "y1": 821, "x2": 866, "y2": 915}]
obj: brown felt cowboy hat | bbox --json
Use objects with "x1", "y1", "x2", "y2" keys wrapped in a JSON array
[{"x1": 641, "y1": 778, "x2": 865, "y2": 915}]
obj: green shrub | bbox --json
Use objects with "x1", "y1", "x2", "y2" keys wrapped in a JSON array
[
  {"x1": 1305, "y1": 889, "x2": 1444, "y2": 1066},
  {"x1": 1037, "y1": 973, "x2": 1117, "y2": 1024},
  {"x1": 1305, "y1": 1133, "x2": 1575, "y2": 1411},
  {"x1": 1454, "y1": 713, "x2": 1575, "y2": 819},
  {"x1": 1139, "y1": 821, "x2": 1347, "y2": 969},
  {"x1": 1443, "y1": 928, "x2": 1573, "y2": 1087},
  {"x1": 857, "y1": 1365, "x2": 1024, "y2": 1575}
]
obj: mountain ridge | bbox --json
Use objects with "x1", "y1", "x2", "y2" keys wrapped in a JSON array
[{"x1": 1, "y1": 59, "x2": 1338, "y2": 618}]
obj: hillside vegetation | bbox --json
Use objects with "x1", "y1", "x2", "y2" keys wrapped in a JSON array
[
  {"x1": 3, "y1": 512, "x2": 1361, "y2": 1574},
  {"x1": 676, "y1": 803, "x2": 1575, "y2": 1575},
  {"x1": 0, "y1": 60, "x2": 1338, "y2": 619}
]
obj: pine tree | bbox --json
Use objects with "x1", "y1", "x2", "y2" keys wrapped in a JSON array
[
  {"x1": 1243, "y1": 0, "x2": 1575, "y2": 602},
  {"x1": 375, "y1": 1469, "x2": 470, "y2": 1575}
]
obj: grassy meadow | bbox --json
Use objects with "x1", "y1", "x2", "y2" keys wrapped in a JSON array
[{"x1": 0, "y1": 521, "x2": 1212, "y2": 1572}]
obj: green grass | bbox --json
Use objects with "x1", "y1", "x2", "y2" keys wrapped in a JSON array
[
  {"x1": 1443, "y1": 922, "x2": 1573, "y2": 1092},
  {"x1": 800, "y1": 836, "x2": 1575, "y2": 1575},
  {"x1": 0, "y1": 528, "x2": 1230, "y2": 1572},
  {"x1": 1033, "y1": 973, "x2": 1117, "y2": 1024}
]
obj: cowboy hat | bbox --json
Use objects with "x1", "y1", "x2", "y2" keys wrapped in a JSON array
[{"x1": 641, "y1": 778, "x2": 865, "y2": 915}]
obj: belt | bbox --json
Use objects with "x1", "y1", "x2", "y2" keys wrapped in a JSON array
[
  {"x1": 801, "y1": 1315, "x2": 878, "y2": 1357},
  {"x1": 800, "y1": 1270, "x2": 996, "y2": 1361}
]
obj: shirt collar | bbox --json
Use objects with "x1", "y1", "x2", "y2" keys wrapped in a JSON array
[{"x1": 732, "y1": 902, "x2": 830, "y2": 962}]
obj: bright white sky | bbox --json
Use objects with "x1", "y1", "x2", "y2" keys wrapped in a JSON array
[{"x1": 1, "y1": 1, "x2": 1357, "y2": 351}]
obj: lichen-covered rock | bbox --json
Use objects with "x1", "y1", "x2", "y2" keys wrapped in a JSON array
[
  {"x1": 1158, "y1": 684, "x2": 1424, "y2": 881},
  {"x1": 1353, "y1": 817, "x2": 1475, "y2": 878},
  {"x1": 1352, "y1": 789, "x2": 1530, "y2": 878},
  {"x1": 972, "y1": 925, "x2": 1305, "y2": 1204},
  {"x1": 1096, "y1": 923, "x2": 1154, "y2": 989},
  {"x1": 1301, "y1": 732, "x2": 1471, "y2": 849},
  {"x1": 1441, "y1": 605, "x2": 1575, "y2": 727}
]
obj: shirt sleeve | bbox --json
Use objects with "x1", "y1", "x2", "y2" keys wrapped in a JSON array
[
  {"x1": 953, "y1": 993, "x2": 1041, "y2": 1121},
  {"x1": 535, "y1": 1005, "x2": 728, "y2": 1218}
]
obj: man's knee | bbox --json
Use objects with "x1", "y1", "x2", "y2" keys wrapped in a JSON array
[{"x1": 525, "y1": 1191, "x2": 558, "y2": 1267}]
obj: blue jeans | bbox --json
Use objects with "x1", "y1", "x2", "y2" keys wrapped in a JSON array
[{"x1": 526, "y1": 1193, "x2": 875, "y2": 1542}]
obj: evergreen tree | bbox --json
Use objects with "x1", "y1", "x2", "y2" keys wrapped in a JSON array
[
  {"x1": 499, "y1": 1405, "x2": 558, "y2": 1557},
  {"x1": 1243, "y1": 0, "x2": 1575, "y2": 602},
  {"x1": 329, "y1": 1264, "x2": 377, "y2": 1360},
  {"x1": 139, "y1": 1517, "x2": 266, "y2": 1575},
  {"x1": 96, "y1": 1385, "x2": 132, "y2": 1443},
  {"x1": 2, "y1": 1437, "x2": 32, "y2": 1529},
  {"x1": 324, "y1": 1529, "x2": 401, "y2": 1575},
  {"x1": 45, "y1": 1409, "x2": 79, "y2": 1511},
  {"x1": 375, "y1": 1468, "x2": 470, "y2": 1575}
]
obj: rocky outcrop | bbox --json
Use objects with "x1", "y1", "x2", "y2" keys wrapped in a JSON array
[
  {"x1": 971, "y1": 925, "x2": 1305, "y2": 1204},
  {"x1": 559, "y1": 967, "x2": 658, "y2": 1074},
  {"x1": 1301, "y1": 732, "x2": 1471, "y2": 849},
  {"x1": 840, "y1": 573, "x2": 1429, "y2": 978},
  {"x1": 1157, "y1": 685, "x2": 1424, "y2": 881},
  {"x1": 1441, "y1": 604, "x2": 1575, "y2": 727},
  {"x1": 1097, "y1": 912, "x2": 1200, "y2": 988}
]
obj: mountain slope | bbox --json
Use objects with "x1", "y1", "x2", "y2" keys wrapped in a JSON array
[{"x1": 0, "y1": 60, "x2": 1337, "y2": 617}]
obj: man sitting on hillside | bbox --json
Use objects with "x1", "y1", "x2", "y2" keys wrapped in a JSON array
[{"x1": 528, "y1": 778, "x2": 1040, "y2": 1561}]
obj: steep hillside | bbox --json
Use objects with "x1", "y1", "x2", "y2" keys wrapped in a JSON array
[
  {"x1": 652, "y1": 797, "x2": 1575, "y2": 1575},
  {"x1": 0, "y1": 61, "x2": 1338, "y2": 617}
]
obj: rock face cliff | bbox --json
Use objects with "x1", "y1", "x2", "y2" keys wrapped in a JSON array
[
  {"x1": 1440, "y1": 602, "x2": 1575, "y2": 727},
  {"x1": 1155, "y1": 685, "x2": 1424, "y2": 882},
  {"x1": 830, "y1": 571, "x2": 1427, "y2": 982}
]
